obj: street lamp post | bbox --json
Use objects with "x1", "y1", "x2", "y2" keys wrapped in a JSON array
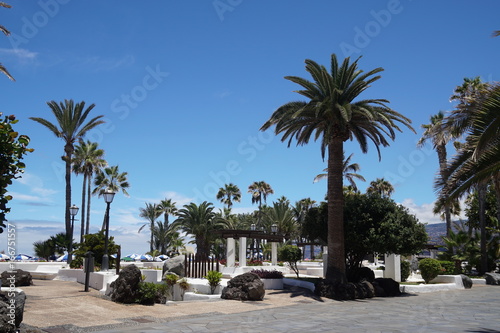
[
  {"x1": 101, "y1": 189, "x2": 115, "y2": 271},
  {"x1": 270, "y1": 224, "x2": 278, "y2": 265},
  {"x1": 68, "y1": 204, "x2": 79, "y2": 265}
]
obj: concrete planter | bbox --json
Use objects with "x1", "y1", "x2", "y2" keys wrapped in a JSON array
[{"x1": 261, "y1": 278, "x2": 283, "y2": 290}]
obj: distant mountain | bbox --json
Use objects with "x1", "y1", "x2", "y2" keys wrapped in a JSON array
[
  {"x1": 424, "y1": 220, "x2": 467, "y2": 245},
  {"x1": 425, "y1": 223, "x2": 446, "y2": 245}
]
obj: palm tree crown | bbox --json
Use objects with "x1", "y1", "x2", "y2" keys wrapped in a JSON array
[
  {"x1": 366, "y1": 178, "x2": 395, "y2": 198},
  {"x1": 260, "y1": 54, "x2": 413, "y2": 282},
  {"x1": 216, "y1": 183, "x2": 241, "y2": 210}
]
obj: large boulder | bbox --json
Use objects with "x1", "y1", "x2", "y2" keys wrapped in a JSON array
[
  {"x1": 0, "y1": 290, "x2": 26, "y2": 332},
  {"x1": 347, "y1": 267, "x2": 375, "y2": 283},
  {"x1": 314, "y1": 280, "x2": 374, "y2": 300},
  {"x1": 162, "y1": 255, "x2": 185, "y2": 278},
  {"x1": 484, "y1": 273, "x2": 500, "y2": 285},
  {"x1": 221, "y1": 273, "x2": 265, "y2": 301},
  {"x1": 460, "y1": 274, "x2": 473, "y2": 289},
  {"x1": 110, "y1": 264, "x2": 141, "y2": 304},
  {"x1": 373, "y1": 278, "x2": 401, "y2": 297},
  {"x1": 1, "y1": 270, "x2": 32, "y2": 287}
]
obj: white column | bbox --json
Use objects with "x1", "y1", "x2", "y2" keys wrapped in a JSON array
[
  {"x1": 239, "y1": 237, "x2": 247, "y2": 267},
  {"x1": 226, "y1": 238, "x2": 235, "y2": 267},
  {"x1": 271, "y1": 242, "x2": 278, "y2": 265},
  {"x1": 322, "y1": 246, "x2": 328, "y2": 278},
  {"x1": 384, "y1": 253, "x2": 401, "y2": 282}
]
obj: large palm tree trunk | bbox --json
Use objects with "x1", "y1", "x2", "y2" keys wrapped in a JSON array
[
  {"x1": 64, "y1": 145, "x2": 72, "y2": 238},
  {"x1": 436, "y1": 144, "x2": 452, "y2": 237},
  {"x1": 80, "y1": 174, "x2": 87, "y2": 243},
  {"x1": 478, "y1": 184, "x2": 487, "y2": 274},
  {"x1": 326, "y1": 138, "x2": 346, "y2": 283},
  {"x1": 86, "y1": 175, "x2": 92, "y2": 235}
]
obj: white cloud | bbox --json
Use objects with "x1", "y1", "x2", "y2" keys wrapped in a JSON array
[
  {"x1": 400, "y1": 198, "x2": 467, "y2": 225},
  {"x1": 0, "y1": 48, "x2": 37, "y2": 60},
  {"x1": 12, "y1": 173, "x2": 57, "y2": 203}
]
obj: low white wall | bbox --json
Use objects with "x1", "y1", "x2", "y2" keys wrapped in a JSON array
[
  {"x1": 0, "y1": 262, "x2": 68, "y2": 274},
  {"x1": 400, "y1": 275, "x2": 465, "y2": 293},
  {"x1": 222, "y1": 265, "x2": 289, "y2": 277},
  {"x1": 57, "y1": 269, "x2": 118, "y2": 292}
]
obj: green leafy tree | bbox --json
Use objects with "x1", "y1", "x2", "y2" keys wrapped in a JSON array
[
  {"x1": 278, "y1": 245, "x2": 302, "y2": 278},
  {"x1": 71, "y1": 231, "x2": 119, "y2": 268},
  {"x1": 303, "y1": 193, "x2": 427, "y2": 277},
  {"x1": 0, "y1": 114, "x2": 33, "y2": 233},
  {"x1": 261, "y1": 201, "x2": 298, "y2": 241},
  {"x1": 261, "y1": 54, "x2": 414, "y2": 283},
  {"x1": 30, "y1": 100, "x2": 104, "y2": 239}
]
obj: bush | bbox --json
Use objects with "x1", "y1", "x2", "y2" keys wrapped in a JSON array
[
  {"x1": 250, "y1": 269, "x2": 284, "y2": 279},
  {"x1": 136, "y1": 282, "x2": 158, "y2": 305},
  {"x1": 438, "y1": 260, "x2": 456, "y2": 275},
  {"x1": 204, "y1": 270, "x2": 222, "y2": 294},
  {"x1": 419, "y1": 258, "x2": 442, "y2": 284},
  {"x1": 400, "y1": 260, "x2": 411, "y2": 282},
  {"x1": 278, "y1": 245, "x2": 302, "y2": 278}
]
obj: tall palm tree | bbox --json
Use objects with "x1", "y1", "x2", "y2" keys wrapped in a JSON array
[
  {"x1": 366, "y1": 178, "x2": 395, "y2": 198},
  {"x1": 151, "y1": 220, "x2": 179, "y2": 254},
  {"x1": 158, "y1": 198, "x2": 177, "y2": 225},
  {"x1": 1, "y1": 2, "x2": 14, "y2": 81},
  {"x1": 93, "y1": 165, "x2": 130, "y2": 197},
  {"x1": 72, "y1": 141, "x2": 107, "y2": 240},
  {"x1": 92, "y1": 165, "x2": 130, "y2": 230},
  {"x1": 216, "y1": 183, "x2": 241, "y2": 210},
  {"x1": 30, "y1": 100, "x2": 104, "y2": 239},
  {"x1": 248, "y1": 181, "x2": 274, "y2": 214},
  {"x1": 173, "y1": 201, "x2": 223, "y2": 258},
  {"x1": 313, "y1": 152, "x2": 366, "y2": 191},
  {"x1": 261, "y1": 54, "x2": 414, "y2": 283},
  {"x1": 417, "y1": 111, "x2": 454, "y2": 236},
  {"x1": 437, "y1": 83, "x2": 500, "y2": 274},
  {"x1": 138, "y1": 202, "x2": 161, "y2": 253}
]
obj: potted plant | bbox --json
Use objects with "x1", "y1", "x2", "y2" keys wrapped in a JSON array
[
  {"x1": 250, "y1": 269, "x2": 284, "y2": 290},
  {"x1": 178, "y1": 278, "x2": 190, "y2": 300},
  {"x1": 204, "y1": 270, "x2": 223, "y2": 294}
]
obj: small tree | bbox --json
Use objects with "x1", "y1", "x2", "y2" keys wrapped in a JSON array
[
  {"x1": 71, "y1": 231, "x2": 120, "y2": 268},
  {"x1": 0, "y1": 113, "x2": 33, "y2": 233},
  {"x1": 279, "y1": 245, "x2": 302, "y2": 278},
  {"x1": 419, "y1": 258, "x2": 442, "y2": 284}
]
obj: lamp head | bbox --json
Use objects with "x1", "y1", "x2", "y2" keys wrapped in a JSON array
[{"x1": 103, "y1": 189, "x2": 116, "y2": 204}]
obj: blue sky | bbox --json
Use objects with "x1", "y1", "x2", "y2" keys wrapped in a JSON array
[{"x1": 1, "y1": 1, "x2": 499, "y2": 257}]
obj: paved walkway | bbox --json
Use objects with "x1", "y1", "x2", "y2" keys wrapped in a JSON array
[{"x1": 20, "y1": 280, "x2": 500, "y2": 333}]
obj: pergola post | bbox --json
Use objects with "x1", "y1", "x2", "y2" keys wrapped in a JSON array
[
  {"x1": 271, "y1": 242, "x2": 278, "y2": 265},
  {"x1": 384, "y1": 253, "x2": 401, "y2": 282},
  {"x1": 226, "y1": 238, "x2": 235, "y2": 267},
  {"x1": 239, "y1": 236, "x2": 247, "y2": 267}
]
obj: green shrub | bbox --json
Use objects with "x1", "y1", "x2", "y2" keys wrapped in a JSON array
[
  {"x1": 204, "y1": 270, "x2": 223, "y2": 294},
  {"x1": 419, "y1": 258, "x2": 442, "y2": 284},
  {"x1": 136, "y1": 282, "x2": 158, "y2": 305},
  {"x1": 400, "y1": 260, "x2": 411, "y2": 282},
  {"x1": 438, "y1": 260, "x2": 456, "y2": 275}
]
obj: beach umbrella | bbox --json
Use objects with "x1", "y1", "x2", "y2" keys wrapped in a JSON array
[
  {"x1": 121, "y1": 256, "x2": 134, "y2": 262},
  {"x1": 137, "y1": 254, "x2": 153, "y2": 261},
  {"x1": 155, "y1": 254, "x2": 169, "y2": 261},
  {"x1": 124, "y1": 253, "x2": 140, "y2": 260},
  {"x1": 14, "y1": 254, "x2": 33, "y2": 261},
  {"x1": 0, "y1": 253, "x2": 10, "y2": 260},
  {"x1": 56, "y1": 254, "x2": 75, "y2": 262}
]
